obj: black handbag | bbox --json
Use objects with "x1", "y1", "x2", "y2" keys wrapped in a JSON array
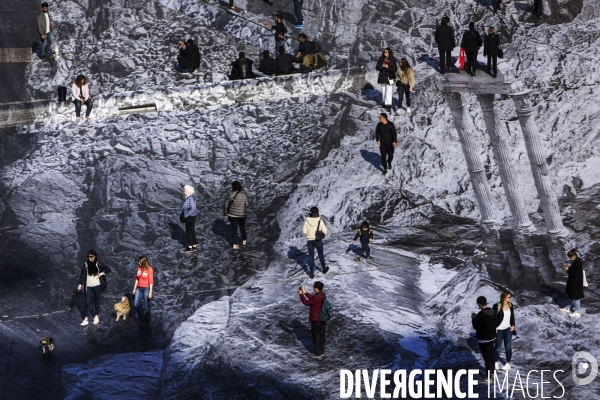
[
  {"x1": 179, "y1": 211, "x2": 186, "y2": 223},
  {"x1": 315, "y1": 219, "x2": 326, "y2": 241},
  {"x1": 498, "y1": 46, "x2": 504, "y2": 59},
  {"x1": 100, "y1": 274, "x2": 108, "y2": 292}
]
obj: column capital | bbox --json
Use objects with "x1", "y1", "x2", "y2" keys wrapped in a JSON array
[{"x1": 510, "y1": 90, "x2": 534, "y2": 116}]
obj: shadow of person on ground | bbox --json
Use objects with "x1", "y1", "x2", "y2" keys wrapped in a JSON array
[
  {"x1": 360, "y1": 149, "x2": 384, "y2": 172},
  {"x1": 279, "y1": 319, "x2": 313, "y2": 352},
  {"x1": 288, "y1": 246, "x2": 311, "y2": 277},
  {"x1": 169, "y1": 222, "x2": 188, "y2": 247},
  {"x1": 345, "y1": 243, "x2": 362, "y2": 256},
  {"x1": 212, "y1": 218, "x2": 232, "y2": 246}
]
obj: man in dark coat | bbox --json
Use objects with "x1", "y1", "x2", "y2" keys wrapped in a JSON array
[
  {"x1": 461, "y1": 22, "x2": 482, "y2": 77},
  {"x1": 262, "y1": 13, "x2": 287, "y2": 57},
  {"x1": 435, "y1": 16, "x2": 455, "y2": 74},
  {"x1": 230, "y1": 52, "x2": 255, "y2": 80},
  {"x1": 299, "y1": 281, "x2": 327, "y2": 359},
  {"x1": 375, "y1": 113, "x2": 397, "y2": 175},
  {"x1": 275, "y1": 47, "x2": 297, "y2": 75},
  {"x1": 533, "y1": 0, "x2": 543, "y2": 18},
  {"x1": 471, "y1": 296, "x2": 497, "y2": 381},
  {"x1": 255, "y1": 50, "x2": 277, "y2": 77},
  {"x1": 561, "y1": 249, "x2": 584, "y2": 317},
  {"x1": 483, "y1": 27, "x2": 501, "y2": 78},
  {"x1": 294, "y1": 33, "x2": 314, "y2": 63},
  {"x1": 177, "y1": 39, "x2": 200, "y2": 73}
]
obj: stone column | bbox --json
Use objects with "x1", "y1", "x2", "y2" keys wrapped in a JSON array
[
  {"x1": 444, "y1": 91, "x2": 499, "y2": 224},
  {"x1": 476, "y1": 94, "x2": 534, "y2": 232},
  {"x1": 510, "y1": 90, "x2": 568, "y2": 237}
]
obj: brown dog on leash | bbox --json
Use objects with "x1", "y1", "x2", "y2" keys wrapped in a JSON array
[{"x1": 114, "y1": 296, "x2": 131, "y2": 321}]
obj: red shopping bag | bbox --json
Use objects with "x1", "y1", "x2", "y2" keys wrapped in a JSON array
[{"x1": 455, "y1": 48, "x2": 465, "y2": 70}]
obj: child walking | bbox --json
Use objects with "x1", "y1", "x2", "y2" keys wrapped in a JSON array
[{"x1": 352, "y1": 222, "x2": 373, "y2": 261}]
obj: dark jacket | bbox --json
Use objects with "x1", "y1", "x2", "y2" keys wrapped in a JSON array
[
  {"x1": 37, "y1": 12, "x2": 52, "y2": 36},
  {"x1": 566, "y1": 257, "x2": 584, "y2": 300},
  {"x1": 375, "y1": 121, "x2": 397, "y2": 144},
  {"x1": 231, "y1": 57, "x2": 255, "y2": 80},
  {"x1": 276, "y1": 53, "x2": 296, "y2": 75},
  {"x1": 300, "y1": 291, "x2": 326, "y2": 322},
  {"x1": 353, "y1": 228, "x2": 373, "y2": 246},
  {"x1": 273, "y1": 21, "x2": 287, "y2": 41},
  {"x1": 258, "y1": 56, "x2": 277, "y2": 75},
  {"x1": 492, "y1": 303, "x2": 517, "y2": 335},
  {"x1": 461, "y1": 29, "x2": 482, "y2": 53},
  {"x1": 78, "y1": 261, "x2": 112, "y2": 293},
  {"x1": 435, "y1": 25, "x2": 455, "y2": 51},
  {"x1": 224, "y1": 190, "x2": 249, "y2": 217},
  {"x1": 182, "y1": 194, "x2": 198, "y2": 218},
  {"x1": 298, "y1": 41, "x2": 314, "y2": 55},
  {"x1": 484, "y1": 34, "x2": 500, "y2": 56},
  {"x1": 472, "y1": 307, "x2": 497, "y2": 341},
  {"x1": 376, "y1": 56, "x2": 397, "y2": 85},
  {"x1": 179, "y1": 44, "x2": 201, "y2": 69}
]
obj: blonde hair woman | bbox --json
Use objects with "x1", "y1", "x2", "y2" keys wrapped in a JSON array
[
  {"x1": 396, "y1": 58, "x2": 415, "y2": 115},
  {"x1": 71, "y1": 74, "x2": 93, "y2": 120},
  {"x1": 492, "y1": 291, "x2": 516, "y2": 370}
]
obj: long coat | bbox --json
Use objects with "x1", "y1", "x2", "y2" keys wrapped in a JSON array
[
  {"x1": 376, "y1": 56, "x2": 397, "y2": 85},
  {"x1": 484, "y1": 34, "x2": 500, "y2": 56},
  {"x1": 461, "y1": 30, "x2": 482, "y2": 53},
  {"x1": 566, "y1": 257, "x2": 584, "y2": 299},
  {"x1": 435, "y1": 25, "x2": 456, "y2": 51}
]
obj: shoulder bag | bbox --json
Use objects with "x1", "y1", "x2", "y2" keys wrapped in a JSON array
[
  {"x1": 315, "y1": 219, "x2": 326, "y2": 240},
  {"x1": 226, "y1": 190, "x2": 241, "y2": 215}
]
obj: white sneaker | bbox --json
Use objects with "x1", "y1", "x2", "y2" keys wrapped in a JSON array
[
  {"x1": 560, "y1": 307, "x2": 571, "y2": 313},
  {"x1": 396, "y1": 109, "x2": 402, "y2": 116},
  {"x1": 570, "y1": 311, "x2": 581, "y2": 318},
  {"x1": 495, "y1": 362, "x2": 501, "y2": 370},
  {"x1": 80, "y1": 319, "x2": 89, "y2": 326},
  {"x1": 93, "y1": 316, "x2": 99, "y2": 325},
  {"x1": 501, "y1": 362, "x2": 511, "y2": 371},
  {"x1": 242, "y1": 240, "x2": 247, "y2": 245},
  {"x1": 232, "y1": 244, "x2": 239, "y2": 250},
  {"x1": 407, "y1": 107, "x2": 411, "y2": 114}
]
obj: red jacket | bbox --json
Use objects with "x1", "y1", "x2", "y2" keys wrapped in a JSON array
[{"x1": 300, "y1": 291, "x2": 326, "y2": 322}]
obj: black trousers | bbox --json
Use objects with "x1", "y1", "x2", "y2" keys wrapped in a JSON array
[
  {"x1": 398, "y1": 83, "x2": 411, "y2": 108},
  {"x1": 479, "y1": 341, "x2": 496, "y2": 377},
  {"x1": 185, "y1": 215, "x2": 197, "y2": 247},
  {"x1": 487, "y1": 55, "x2": 497, "y2": 76},
  {"x1": 311, "y1": 321, "x2": 326, "y2": 355},
  {"x1": 380, "y1": 143, "x2": 395, "y2": 170},
  {"x1": 492, "y1": 0, "x2": 501, "y2": 13},
  {"x1": 229, "y1": 216, "x2": 247, "y2": 245},
  {"x1": 533, "y1": 0, "x2": 542, "y2": 15},
  {"x1": 439, "y1": 50, "x2": 452, "y2": 73},
  {"x1": 360, "y1": 243, "x2": 371, "y2": 257},
  {"x1": 465, "y1": 52, "x2": 478, "y2": 74}
]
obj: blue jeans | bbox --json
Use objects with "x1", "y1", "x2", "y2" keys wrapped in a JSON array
[
  {"x1": 494, "y1": 328, "x2": 512, "y2": 363},
  {"x1": 275, "y1": 40, "x2": 285, "y2": 58},
  {"x1": 73, "y1": 99, "x2": 93, "y2": 117},
  {"x1": 134, "y1": 287, "x2": 151, "y2": 323},
  {"x1": 84, "y1": 285, "x2": 101, "y2": 317},
  {"x1": 307, "y1": 240, "x2": 325, "y2": 274},
  {"x1": 254, "y1": 70, "x2": 266, "y2": 77},
  {"x1": 294, "y1": 0, "x2": 304, "y2": 25},
  {"x1": 39, "y1": 31, "x2": 53, "y2": 57},
  {"x1": 572, "y1": 299, "x2": 581, "y2": 312}
]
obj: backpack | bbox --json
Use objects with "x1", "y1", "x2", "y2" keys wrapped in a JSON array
[
  {"x1": 319, "y1": 297, "x2": 333, "y2": 322},
  {"x1": 310, "y1": 40, "x2": 321, "y2": 53}
]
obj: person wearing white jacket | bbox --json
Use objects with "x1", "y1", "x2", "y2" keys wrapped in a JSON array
[{"x1": 302, "y1": 206, "x2": 328, "y2": 278}]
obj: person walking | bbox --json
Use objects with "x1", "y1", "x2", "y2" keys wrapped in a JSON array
[
  {"x1": 491, "y1": 0, "x2": 502, "y2": 14},
  {"x1": 293, "y1": 0, "x2": 304, "y2": 29},
  {"x1": 302, "y1": 206, "x2": 328, "y2": 279},
  {"x1": 132, "y1": 255, "x2": 153, "y2": 328},
  {"x1": 181, "y1": 185, "x2": 198, "y2": 253},
  {"x1": 352, "y1": 221, "x2": 373, "y2": 261},
  {"x1": 298, "y1": 281, "x2": 327, "y2": 359},
  {"x1": 224, "y1": 181, "x2": 249, "y2": 250},
  {"x1": 492, "y1": 291, "x2": 516, "y2": 371},
  {"x1": 376, "y1": 48, "x2": 397, "y2": 114},
  {"x1": 77, "y1": 249, "x2": 112, "y2": 326},
  {"x1": 71, "y1": 75, "x2": 93, "y2": 121},
  {"x1": 561, "y1": 249, "x2": 584, "y2": 318},
  {"x1": 435, "y1": 16, "x2": 455, "y2": 75},
  {"x1": 262, "y1": 14, "x2": 287, "y2": 58},
  {"x1": 461, "y1": 22, "x2": 482, "y2": 77},
  {"x1": 375, "y1": 113, "x2": 397, "y2": 175},
  {"x1": 37, "y1": 2, "x2": 55, "y2": 60},
  {"x1": 396, "y1": 58, "x2": 415, "y2": 115},
  {"x1": 471, "y1": 296, "x2": 497, "y2": 381},
  {"x1": 483, "y1": 27, "x2": 501, "y2": 78}
]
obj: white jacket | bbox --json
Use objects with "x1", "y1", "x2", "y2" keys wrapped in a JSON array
[
  {"x1": 302, "y1": 216, "x2": 328, "y2": 240},
  {"x1": 72, "y1": 83, "x2": 90, "y2": 102}
]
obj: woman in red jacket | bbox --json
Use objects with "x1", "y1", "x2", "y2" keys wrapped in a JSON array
[{"x1": 132, "y1": 255, "x2": 153, "y2": 328}]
